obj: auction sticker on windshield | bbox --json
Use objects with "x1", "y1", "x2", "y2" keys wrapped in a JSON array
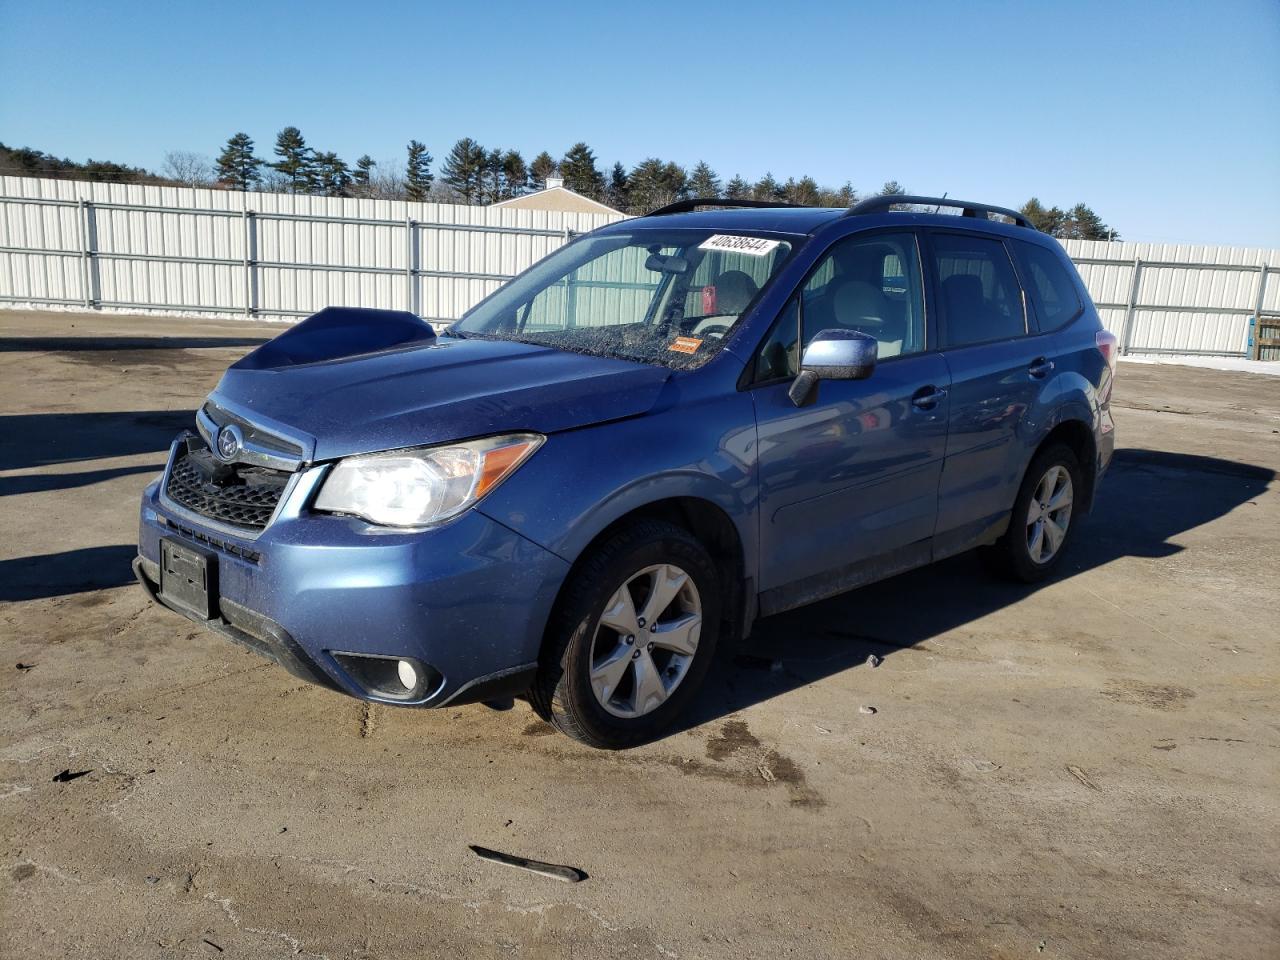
[
  {"x1": 669, "y1": 336, "x2": 702, "y2": 354},
  {"x1": 698, "y1": 235, "x2": 782, "y2": 256}
]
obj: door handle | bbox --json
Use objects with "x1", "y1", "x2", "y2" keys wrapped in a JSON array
[
  {"x1": 911, "y1": 386, "x2": 948, "y2": 410},
  {"x1": 1028, "y1": 357, "x2": 1055, "y2": 378}
]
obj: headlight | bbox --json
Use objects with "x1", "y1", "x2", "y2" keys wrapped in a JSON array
[{"x1": 314, "y1": 433, "x2": 543, "y2": 528}]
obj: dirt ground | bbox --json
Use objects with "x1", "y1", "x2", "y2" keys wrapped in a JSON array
[{"x1": 1, "y1": 308, "x2": 1277, "y2": 960}]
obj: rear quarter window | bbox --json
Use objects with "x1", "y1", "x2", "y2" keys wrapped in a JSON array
[{"x1": 1012, "y1": 240, "x2": 1083, "y2": 330}]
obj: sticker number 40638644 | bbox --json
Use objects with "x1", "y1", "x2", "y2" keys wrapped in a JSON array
[{"x1": 697, "y1": 235, "x2": 781, "y2": 256}]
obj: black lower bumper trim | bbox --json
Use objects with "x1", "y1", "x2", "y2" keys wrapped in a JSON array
[
  {"x1": 437, "y1": 662, "x2": 537, "y2": 706},
  {"x1": 133, "y1": 556, "x2": 340, "y2": 692}
]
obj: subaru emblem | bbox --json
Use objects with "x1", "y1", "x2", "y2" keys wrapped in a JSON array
[{"x1": 215, "y1": 424, "x2": 243, "y2": 462}]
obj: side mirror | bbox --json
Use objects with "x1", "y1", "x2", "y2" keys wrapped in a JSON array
[{"x1": 787, "y1": 329, "x2": 877, "y2": 406}]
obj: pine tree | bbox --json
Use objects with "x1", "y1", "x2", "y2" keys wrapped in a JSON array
[
  {"x1": 1061, "y1": 203, "x2": 1115, "y2": 240},
  {"x1": 627, "y1": 158, "x2": 687, "y2": 213},
  {"x1": 879, "y1": 180, "x2": 906, "y2": 196},
  {"x1": 271, "y1": 126, "x2": 313, "y2": 193},
  {"x1": 529, "y1": 151, "x2": 557, "y2": 189},
  {"x1": 688, "y1": 161, "x2": 721, "y2": 199},
  {"x1": 501, "y1": 150, "x2": 528, "y2": 198},
  {"x1": 606, "y1": 162, "x2": 630, "y2": 211},
  {"x1": 784, "y1": 176, "x2": 819, "y2": 206},
  {"x1": 353, "y1": 155, "x2": 375, "y2": 187},
  {"x1": 406, "y1": 140, "x2": 434, "y2": 201},
  {"x1": 312, "y1": 151, "x2": 351, "y2": 197},
  {"x1": 215, "y1": 132, "x2": 261, "y2": 190},
  {"x1": 724, "y1": 174, "x2": 749, "y2": 200},
  {"x1": 752, "y1": 172, "x2": 783, "y2": 201},
  {"x1": 480, "y1": 148, "x2": 505, "y2": 204},
  {"x1": 1020, "y1": 198, "x2": 1056, "y2": 234},
  {"x1": 559, "y1": 142, "x2": 604, "y2": 199},
  {"x1": 441, "y1": 138, "x2": 486, "y2": 203}
]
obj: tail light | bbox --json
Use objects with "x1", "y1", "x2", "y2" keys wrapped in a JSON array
[
  {"x1": 1096, "y1": 330, "x2": 1118, "y2": 403},
  {"x1": 1096, "y1": 330, "x2": 1118, "y2": 372}
]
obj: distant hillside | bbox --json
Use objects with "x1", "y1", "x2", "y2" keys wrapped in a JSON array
[{"x1": 0, "y1": 142, "x2": 176, "y2": 185}]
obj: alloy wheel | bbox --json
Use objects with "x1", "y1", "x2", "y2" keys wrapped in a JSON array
[
  {"x1": 1026, "y1": 464, "x2": 1073, "y2": 564},
  {"x1": 588, "y1": 563, "x2": 702, "y2": 719}
]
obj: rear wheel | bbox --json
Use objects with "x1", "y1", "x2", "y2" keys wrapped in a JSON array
[
  {"x1": 531, "y1": 520, "x2": 720, "y2": 749},
  {"x1": 984, "y1": 444, "x2": 1082, "y2": 583}
]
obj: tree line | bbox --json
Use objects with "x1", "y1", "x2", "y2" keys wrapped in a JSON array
[{"x1": 0, "y1": 135, "x2": 1118, "y2": 240}]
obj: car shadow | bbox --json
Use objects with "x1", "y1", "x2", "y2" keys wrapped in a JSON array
[
  {"x1": 0, "y1": 336, "x2": 268, "y2": 353},
  {"x1": 0, "y1": 411, "x2": 192, "y2": 470},
  {"x1": 675, "y1": 448, "x2": 1274, "y2": 734},
  {"x1": 0, "y1": 545, "x2": 139, "y2": 602},
  {"x1": 0, "y1": 462, "x2": 165, "y2": 497}
]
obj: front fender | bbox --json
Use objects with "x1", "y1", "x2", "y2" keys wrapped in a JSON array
[{"x1": 476, "y1": 390, "x2": 759, "y2": 579}]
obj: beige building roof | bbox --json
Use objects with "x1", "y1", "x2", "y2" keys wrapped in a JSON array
[{"x1": 492, "y1": 178, "x2": 621, "y2": 215}]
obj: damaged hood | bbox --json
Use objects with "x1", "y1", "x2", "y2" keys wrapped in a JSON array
[{"x1": 210, "y1": 309, "x2": 672, "y2": 463}]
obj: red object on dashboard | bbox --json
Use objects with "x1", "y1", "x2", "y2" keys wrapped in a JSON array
[{"x1": 701, "y1": 285, "x2": 717, "y2": 315}]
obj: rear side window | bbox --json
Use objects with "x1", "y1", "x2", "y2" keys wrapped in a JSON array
[
  {"x1": 1012, "y1": 240, "x2": 1082, "y2": 329},
  {"x1": 931, "y1": 234, "x2": 1026, "y2": 347}
]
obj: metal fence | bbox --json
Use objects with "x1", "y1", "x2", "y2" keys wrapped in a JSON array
[
  {"x1": 1059, "y1": 239, "x2": 1280, "y2": 358},
  {"x1": 0, "y1": 176, "x2": 622, "y2": 325},
  {"x1": 2, "y1": 176, "x2": 1278, "y2": 358}
]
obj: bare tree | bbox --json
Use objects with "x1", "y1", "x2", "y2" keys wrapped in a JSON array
[
  {"x1": 366, "y1": 158, "x2": 407, "y2": 200},
  {"x1": 163, "y1": 150, "x2": 214, "y2": 187}
]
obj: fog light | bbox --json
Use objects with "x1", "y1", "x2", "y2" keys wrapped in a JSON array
[
  {"x1": 397, "y1": 659, "x2": 418, "y2": 690},
  {"x1": 331, "y1": 652, "x2": 442, "y2": 701}
]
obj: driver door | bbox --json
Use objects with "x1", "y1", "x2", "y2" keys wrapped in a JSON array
[{"x1": 748, "y1": 230, "x2": 951, "y2": 614}]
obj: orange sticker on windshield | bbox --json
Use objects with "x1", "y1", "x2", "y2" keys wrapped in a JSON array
[{"x1": 669, "y1": 336, "x2": 702, "y2": 354}]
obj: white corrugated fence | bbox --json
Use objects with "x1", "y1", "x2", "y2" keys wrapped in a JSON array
[
  {"x1": 0, "y1": 176, "x2": 623, "y2": 325},
  {"x1": 1060, "y1": 239, "x2": 1280, "y2": 359},
  {"x1": 2, "y1": 176, "x2": 1277, "y2": 358}
]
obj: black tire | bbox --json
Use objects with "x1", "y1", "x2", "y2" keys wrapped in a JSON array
[
  {"x1": 983, "y1": 443, "x2": 1083, "y2": 583},
  {"x1": 530, "y1": 520, "x2": 721, "y2": 749}
]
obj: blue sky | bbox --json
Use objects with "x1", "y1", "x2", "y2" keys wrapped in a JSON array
[{"x1": 2, "y1": 0, "x2": 1277, "y2": 246}]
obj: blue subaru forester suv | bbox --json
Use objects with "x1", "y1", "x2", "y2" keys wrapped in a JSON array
[{"x1": 135, "y1": 196, "x2": 1116, "y2": 747}]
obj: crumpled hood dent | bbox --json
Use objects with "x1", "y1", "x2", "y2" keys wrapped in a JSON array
[{"x1": 213, "y1": 334, "x2": 672, "y2": 463}]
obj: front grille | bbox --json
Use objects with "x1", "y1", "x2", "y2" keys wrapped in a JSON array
[{"x1": 165, "y1": 442, "x2": 290, "y2": 531}]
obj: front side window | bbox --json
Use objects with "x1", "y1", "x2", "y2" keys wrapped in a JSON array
[
  {"x1": 753, "y1": 231, "x2": 925, "y2": 381},
  {"x1": 932, "y1": 234, "x2": 1027, "y2": 347},
  {"x1": 452, "y1": 230, "x2": 792, "y2": 369},
  {"x1": 1012, "y1": 240, "x2": 1082, "y2": 330}
]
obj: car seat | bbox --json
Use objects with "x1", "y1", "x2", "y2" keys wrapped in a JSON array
[{"x1": 941, "y1": 274, "x2": 986, "y2": 345}]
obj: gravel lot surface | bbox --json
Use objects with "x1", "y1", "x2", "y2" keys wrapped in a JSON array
[{"x1": 2, "y1": 309, "x2": 1277, "y2": 959}]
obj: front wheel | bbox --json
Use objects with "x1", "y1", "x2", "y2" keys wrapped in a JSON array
[
  {"x1": 531, "y1": 520, "x2": 721, "y2": 749},
  {"x1": 984, "y1": 444, "x2": 1082, "y2": 583}
]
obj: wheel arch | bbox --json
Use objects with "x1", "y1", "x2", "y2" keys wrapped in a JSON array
[
  {"x1": 545, "y1": 495, "x2": 752, "y2": 655},
  {"x1": 1034, "y1": 417, "x2": 1098, "y2": 513}
]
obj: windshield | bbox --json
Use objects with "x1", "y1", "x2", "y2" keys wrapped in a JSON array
[{"x1": 450, "y1": 229, "x2": 794, "y2": 368}]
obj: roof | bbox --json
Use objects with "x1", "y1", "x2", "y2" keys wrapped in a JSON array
[{"x1": 492, "y1": 186, "x2": 621, "y2": 216}]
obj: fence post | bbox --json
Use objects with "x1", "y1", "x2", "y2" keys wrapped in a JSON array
[
  {"x1": 242, "y1": 209, "x2": 257, "y2": 318},
  {"x1": 405, "y1": 217, "x2": 417, "y2": 314},
  {"x1": 1250, "y1": 263, "x2": 1269, "y2": 360},
  {"x1": 1121, "y1": 257, "x2": 1142, "y2": 355},
  {"x1": 77, "y1": 198, "x2": 97, "y2": 308}
]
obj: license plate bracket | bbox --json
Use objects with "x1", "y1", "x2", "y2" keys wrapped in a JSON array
[{"x1": 159, "y1": 538, "x2": 217, "y2": 620}]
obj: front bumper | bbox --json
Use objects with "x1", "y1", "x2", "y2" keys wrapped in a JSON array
[{"x1": 135, "y1": 458, "x2": 570, "y2": 706}]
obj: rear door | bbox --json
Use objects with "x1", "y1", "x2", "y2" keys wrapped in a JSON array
[
  {"x1": 749, "y1": 230, "x2": 951, "y2": 612},
  {"x1": 927, "y1": 230, "x2": 1056, "y2": 550}
]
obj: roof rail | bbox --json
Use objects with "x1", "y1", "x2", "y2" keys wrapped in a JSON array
[
  {"x1": 644, "y1": 198, "x2": 807, "y2": 217},
  {"x1": 845, "y1": 195, "x2": 1034, "y2": 229}
]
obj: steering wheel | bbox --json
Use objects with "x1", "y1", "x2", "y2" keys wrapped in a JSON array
[{"x1": 690, "y1": 317, "x2": 733, "y2": 339}]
